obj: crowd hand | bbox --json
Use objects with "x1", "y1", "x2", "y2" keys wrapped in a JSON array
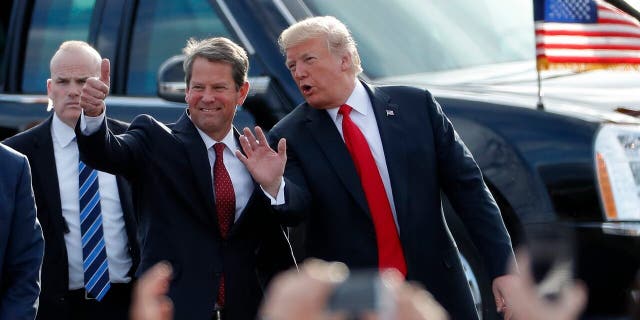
[
  {"x1": 260, "y1": 259, "x2": 347, "y2": 320},
  {"x1": 80, "y1": 58, "x2": 110, "y2": 117},
  {"x1": 130, "y1": 262, "x2": 174, "y2": 320},
  {"x1": 383, "y1": 270, "x2": 449, "y2": 320},
  {"x1": 259, "y1": 259, "x2": 449, "y2": 320},
  {"x1": 506, "y1": 251, "x2": 587, "y2": 320},
  {"x1": 236, "y1": 126, "x2": 286, "y2": 198},
  {"x1": 493, "y1": 273, "x2": 520, "y2": 319}
]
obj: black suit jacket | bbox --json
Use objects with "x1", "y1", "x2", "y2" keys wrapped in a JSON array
[
  {"x1": 3, "y1": 116, "x2": 139, "y2": 320},
  {"x1": 270, "y1": 82, "x2": 515, "y2": 320},
  {"x1": 75, "y1": 112, "x2": 295, "y2": 320}
]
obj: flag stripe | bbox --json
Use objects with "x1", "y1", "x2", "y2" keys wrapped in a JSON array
[
  {"x1": 536, "y1": 35, "x2": 640, "y2": 45},
  {"x1": 538, "y1": 43, "x2": 640, "y2": 50},
  {"x1": 539, "y1": 56, "x2": 640, "y2": 63}
]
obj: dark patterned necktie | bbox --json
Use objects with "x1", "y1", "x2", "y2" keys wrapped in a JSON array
[{"x1": 213, "y1": 143, "x2": 235, "y2": 307}]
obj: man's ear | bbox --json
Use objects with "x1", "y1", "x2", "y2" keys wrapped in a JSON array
[
  {"x1": 237, "y1": 81, "x2": 250, "y2": 105},
  {"x1": 46, "y1": 79, "x2": 54, "y2": 111},
  {"x1": 340, "y1": 53, "x2": 352, "y2": 72}
]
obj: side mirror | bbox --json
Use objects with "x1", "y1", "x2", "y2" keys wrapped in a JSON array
[{"x1": 157, "y1": 55, "x2": 186, "y2": 103}]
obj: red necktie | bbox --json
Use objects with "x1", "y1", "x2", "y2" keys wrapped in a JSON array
[
  {"x1": 213, "y1": 143, "x2": 236, "y2": 307},
  {"x1": 339, "y1": 104, "x2": 407, "y2": 276}
]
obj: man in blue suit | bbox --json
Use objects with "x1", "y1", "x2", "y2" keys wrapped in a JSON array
[
  {"x1": 0, "y1": 144, "x2": 44, "y2": 320},
  {"x1": 76, "y1": 37, "x2": 295, "y2": 320},
  {"x1": 266, "y1": 16, "x2": 519, "y2": 320}
]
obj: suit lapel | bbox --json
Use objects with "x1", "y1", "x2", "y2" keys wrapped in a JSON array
[
  {"x1": 31, "y1": 118, "x2": 67, "y2": 237},
  {"x1": 365, "y1": 82, "x2": 410, "y2": 227},
  {"x1": 306, "y1": 106, "x2": 369, "y2": 215},
  {"x1": 172, "y1": 113, "x2": 217, "y2": 229}
]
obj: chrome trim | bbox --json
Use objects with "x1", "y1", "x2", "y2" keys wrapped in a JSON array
[
  {"x1": 0, "y1": 93, "x2": 49, "y2": 104},
  {"x1": 158, "y1": 82, "x2": 186, "y2": 95},
  {"x1": 272, "y1": 0, "x2": 297, "y2": 24},
  {"x1": 601, "y1": 222, "x2": 640, "y2": 236},
  {"x1": 216, "y1": 0, "x2": 255, "y2": 54}
]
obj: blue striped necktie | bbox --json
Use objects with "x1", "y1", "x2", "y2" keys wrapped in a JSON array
[{"x1": 79, "y1": 160, "x2": 110, "y2": 301}]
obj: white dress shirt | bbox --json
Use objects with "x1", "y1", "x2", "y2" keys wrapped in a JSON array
[
  {"x1": 326, "y1": 80, "x2": 399, "y2": 230},
  {"x1": 51, "y1": 113, "x2": 132, "y2": 290},
  {"x1": 193, "y1": 126, "x2": 285, "y2": 220},
  {"x1": 81, "y1": 110, "x2": 285, "y2": 222}
]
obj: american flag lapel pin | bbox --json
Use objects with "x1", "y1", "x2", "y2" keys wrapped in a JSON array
[{"x1": 386, "y1": 109, "x2": 395, "y2": 116}]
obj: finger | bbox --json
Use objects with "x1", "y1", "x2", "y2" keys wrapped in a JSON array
[
  {"x1": 277, "y1": 138, "x2": 287, "y2": 160},
  {"x1": 235, "y1": 149, "x2": 248, "y2": 165},
  {"x1": 493, "y1": 288, "x2": 505, "y2": 312},
  {"x1": 159, "y1": 298, "x2": 174, "y2": 320},
  {"x1": 254, "y1": 126, "x2": 269, "y2": 147},
  {"x1": 143, "y1": 262, "x2": 172, "y2": 296},
  {"x1": 504, "y1": 305, "x2": 514, "y2": 320},
  {"x1": 79, "y1": 94, "x2": 104, "y2": 109},
  {"x1": 238, "y1": 135, "x2": 253, "y2": 158},
  {"x1": 100, "y1": 58, "x2": 111, "y2": 87},
  {"x1": 242, "y1": 127, "x2": 259, "y2": 150},
  {"x1": 82, "y1": 85, "x2": 107, "y2": 101},
  {"x1": 83, "y1": 78, "x2": 109, "y2": 103}
]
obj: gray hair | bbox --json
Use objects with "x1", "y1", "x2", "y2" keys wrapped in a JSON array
[
  {"x1": 182, "y1": 37, "x2": 249, "y2": 89},
  {"x1": 278, "y1": 16, "x2": 362, "y2": 75}
]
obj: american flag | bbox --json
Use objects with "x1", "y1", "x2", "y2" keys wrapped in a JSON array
[{"x1": 535, "y1": 0, "x2": 640, "y2": 71}]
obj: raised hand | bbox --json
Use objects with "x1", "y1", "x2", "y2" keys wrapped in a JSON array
[
  {"x1": 80, "y1": 58, "x2": 110, "y2": 117},
  {"x1": 236, "y1": 126, "x2": 286, "y2": 198}
]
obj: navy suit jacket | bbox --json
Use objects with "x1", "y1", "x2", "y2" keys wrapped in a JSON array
[
  {"x1": 270, "y1": 81, "x2": 515, "y2": 319},
  {"x1": 0, "y1": 144, "x2": 44, "y2": 320},
  {"x1": 75, "y1": 112, "x2": 296, "y2": 320},
  {"x1": 3, "y1": 116, "x2": 139, "y2": 320}
]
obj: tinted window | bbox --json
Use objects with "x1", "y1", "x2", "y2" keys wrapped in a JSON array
[
  {"x1": 127, "y1": 0, "x2": 233, "y2": 95},
  {"x1": 304, "y1": 0, "x2": 534, "y2": 78},
  {"x1": 0, "y1": 1, "x2": 13, "y2": 89},
  {"x1": 22, "y1": 0, "x2": 96, "y2": 93}
]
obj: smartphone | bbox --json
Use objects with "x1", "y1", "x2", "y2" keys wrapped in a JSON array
[
  {"x1": 325, "y1": 270, "x2": 395, "y2": 320},
  {"x1": 522, "y1": 222, "x2": 576, "y2": 301}
]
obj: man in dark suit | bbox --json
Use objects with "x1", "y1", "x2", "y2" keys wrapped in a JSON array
[
  {"x1": 4, "y1": 41, "x2": 139, "y2": 320},
  {"x1": 75, "y1": 37, "x2": 295, "y2": 320},
  {"x1": 267, "y1": 16, "x2": 518, "y2": 320},
  {"x1": 0, "y1": 144, "x2": 44, "y2": 320}
]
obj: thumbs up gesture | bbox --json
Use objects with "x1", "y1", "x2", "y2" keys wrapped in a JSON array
[{"x1": 80, "y1": 58, "x2": 110, "y2": 117}]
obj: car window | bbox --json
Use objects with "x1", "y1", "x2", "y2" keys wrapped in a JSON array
[
  {"x1": 22, "y1": 0, "x2": 96, "y2": 93},
  {"x1": 127, "y1": 0, "x2": 233, "y2": 95},
  {"x1": 304, "y1": 0, "x2": 534, "y2": 79},
  {"x1": 0, "y1": 0, "x2": 13, "y2": 89}
]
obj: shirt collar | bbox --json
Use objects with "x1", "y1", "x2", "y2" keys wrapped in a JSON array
[
  {"x1": 51, "y1": 112, "x2": 77, "y2": 147},
  {"x1": 327, "y1": 80, "x2": 369, "y2": 121},
  {"x1": 193, "y1": 123, "x2": 237, "y2": 152}
]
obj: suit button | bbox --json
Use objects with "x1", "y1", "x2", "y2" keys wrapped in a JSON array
[{"x1": 59, "y1": 297, "x2": 65, "y2": 302}]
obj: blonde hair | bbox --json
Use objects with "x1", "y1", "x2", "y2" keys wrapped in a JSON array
[{"x1": 278, "y1": 16, "x2": 362, "y2": 75}]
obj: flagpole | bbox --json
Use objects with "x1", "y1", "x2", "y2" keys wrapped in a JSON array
[{"x1": 536, "y1": 65, "x2": 544, "y2": 110}]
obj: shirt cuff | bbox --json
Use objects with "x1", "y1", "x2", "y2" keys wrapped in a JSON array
[
  {"x1": 80, "y1": 109, "x2": 106, "y2": 135},
  {"x1": 261, "y1": 178, "x2": 286, "y2": 205}
]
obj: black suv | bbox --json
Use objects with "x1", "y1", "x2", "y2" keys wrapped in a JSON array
[{"x1": 2, "y1": 0, "x2": 640, "y2": 318}]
